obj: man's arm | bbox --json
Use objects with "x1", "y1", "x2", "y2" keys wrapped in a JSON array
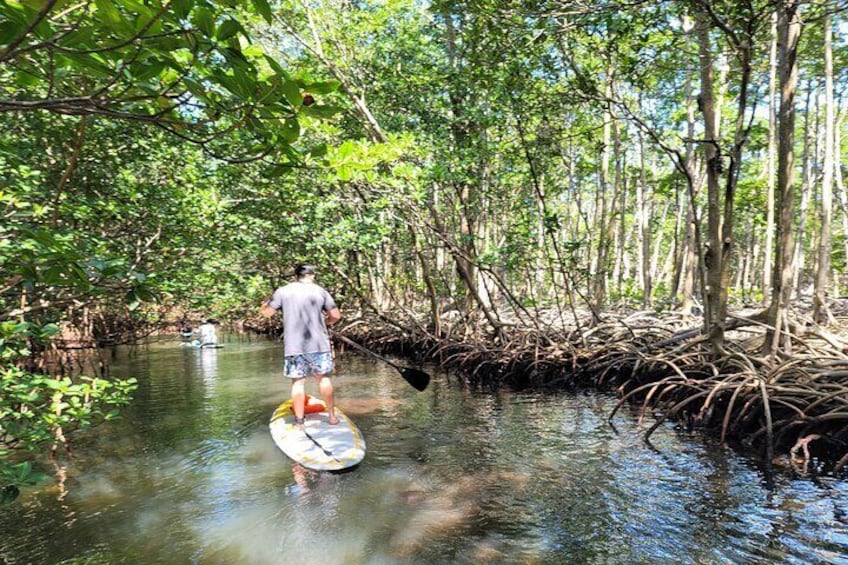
[
  {"x1": 325, "y1": 307, "x2": 341, "y2": 326},
  {"x1": 260, "y1": 299, "x2": 277, "y2": 318}
]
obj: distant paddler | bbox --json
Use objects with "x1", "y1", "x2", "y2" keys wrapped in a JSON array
[
  {"x1": 196, "y1": 318, "x2": 219, "y2": 348},
  {"x1": 179, "y1": 319, "x2": 193, "y2": 340}
]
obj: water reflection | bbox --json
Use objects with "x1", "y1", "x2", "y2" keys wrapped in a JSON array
[
  {"x1": 198, "y1": 348, "x2": 218, "y2": 394},
  {"x1": 1, "y1": 338, "x2": 848, "y2": 564}
]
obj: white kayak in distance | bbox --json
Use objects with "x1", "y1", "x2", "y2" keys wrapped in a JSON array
[{"x1": 269, "y1": 396, "x2": 366, "y2": 471}]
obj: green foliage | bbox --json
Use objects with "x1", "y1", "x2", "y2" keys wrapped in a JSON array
[
  {"x1": 0, "y1": 461, "x2": 46, "y2": 504},
  {"x1": 0, "y1": 0, "x2": 345, "y2": 164},
  {"x1": 0, "y1": 321, "x2": 137, "y2": 504},
  {"x1": 1, "y1": 0, "x2": 846, "y2": 365}
]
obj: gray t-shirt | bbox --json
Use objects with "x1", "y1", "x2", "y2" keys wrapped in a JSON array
[{"x1": 268, "y1": 281, "x2": 337, "y2": 356}]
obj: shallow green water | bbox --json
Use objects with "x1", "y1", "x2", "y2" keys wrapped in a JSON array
[{"x1": 2, "y1": 335, "x2": 848, "y2": 564}]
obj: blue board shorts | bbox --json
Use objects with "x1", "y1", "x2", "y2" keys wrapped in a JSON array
[{"x1": 284, "y1": 351, "x2": 334, "y2": 379}]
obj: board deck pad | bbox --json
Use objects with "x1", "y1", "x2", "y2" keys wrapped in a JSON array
[{"x1": 269, "y1": 397, "x2": 366, "y2": 471}]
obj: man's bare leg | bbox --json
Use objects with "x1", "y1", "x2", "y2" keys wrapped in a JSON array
[
  {"x1": 291, "y1": 378, "x2": 306, "y2": 430},
  {"x1": 317, "y1": 375, "x2": 339, "y2": 424}
]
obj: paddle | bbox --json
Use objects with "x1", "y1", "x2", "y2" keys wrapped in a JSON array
[
  {"x1": 302, "y1": 428, "x2": 343, "y2": 465},
  {"x1": 332, "y1": 332, "x2": 430, "y2": 392}
]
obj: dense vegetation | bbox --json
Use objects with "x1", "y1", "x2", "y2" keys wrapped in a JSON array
[{"x1": 3, "y1": 0, "x2": 848, "y2": 495}]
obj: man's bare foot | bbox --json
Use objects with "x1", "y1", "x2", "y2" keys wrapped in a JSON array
[
  {"x1": 294, "y1": 416, "x2": 305, "y2": 431},
  {"x1": 327, "y1": 414, "x2": 340, "y2": 425}
]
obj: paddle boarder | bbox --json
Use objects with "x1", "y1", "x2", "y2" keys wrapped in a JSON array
[
  {"x1": 179, "y1": 319, "x2": 193, "y2": 340},
  {"x1": 261, "y1": 264, "x2": 342, "y2": 431},
  {"x1": 197, "y1": 318, "x2": 219, "y2": 346}
]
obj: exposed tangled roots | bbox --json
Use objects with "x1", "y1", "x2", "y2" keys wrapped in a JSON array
[{"x1": 339, "y1": 313, "x2": 848, "y2": 475}]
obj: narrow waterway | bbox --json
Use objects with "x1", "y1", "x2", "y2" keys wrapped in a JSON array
[{"x1": 2, "y1": 335, "x2": 848, "y2": 564}]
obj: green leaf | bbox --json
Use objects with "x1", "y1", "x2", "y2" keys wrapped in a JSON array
[
  {"x1": 192, "y1": 7, "x2": 215, "y2": 37},
  {"x1": 216, "y1": 19, "x2": 241, "y2": 41},
  {"x1": 309, "y1": 143, "x2": 328, "y2": 158},
  {"x1": 281, "y1": 79, "x2": 301, "y2": 108},
  {"x1": 0, "y1": 485, "x2": 19, "y2": 505},
  {"x1": 132, "y1": 60, "x2": 164, "y2": 82},
  {"x1": 0, "y1": 21, "x2": 18, "y2": 46},
  {"x1": 302, "y1": 104, "x2": 341, "y2": 119},
  {"x1": 222, "y1": 47, "x2": 250, "y2": 71},
  {"x1": 263, "y1": 55, "x2": 285, "y2": 76},
  {"x1": 268, "y1": 163, "x2": 293, "y2": 178},
  {"x1": 94, "y1": 0, "x2": 122, "y2": 26},
  {"x1": 233, "y1": 66, "x2": 256, "y2": 100},
  {"x1": 172, "y1": 0, "x2": 193, "y2": 19},
  {"x1": 280, "y1": 117, "x2": 300, "y2": 142},
  {"x1": 39, "y1": 323, "x2": 59, "y2": 338},
  {"x1": 304, "y1": 79, "x2": 340, "y2": 95},
  {"x1": 15, "y1": 71, "x2": 40, "y2": 88},
  {"x1": 251, "y1": 0, "x2": 273, "y2": 24},
  {"x1": 336, "y1": 165, "x2": 353, "y2": 182},
  {"x1": 216, "y1": 73, "x2": 244, "y2": 98},
  {"x1": 14, "y1": 461, "x2": 31, "y2": 482}
]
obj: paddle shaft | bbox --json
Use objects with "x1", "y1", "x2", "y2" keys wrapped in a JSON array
[
  {"x1": 330, "y1": 331, "x2": 430, "y2": 391},
  {"x1": 331, "y1": 332, "x2": 402, "y2": 370},
  {"x1": 302, "y1": 428, "x2": 343, "y2": 464}
]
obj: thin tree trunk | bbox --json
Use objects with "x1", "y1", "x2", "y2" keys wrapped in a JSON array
[
  {"x1": 637, "y1": 131, "x2": 653, "y2": 308},
  {"x1": 442, "y1": 9, "x2": 481, "y2": 317},
  {"x1": 536, "y1": 172, "x2": 547, "y2": 291},
  {"x1": 763, "y1": 10, "x2": 778, "y2": 301},
  {"x1": 613, "y1": 137, "x2": 628, "y2": 295},
  {"x1": 679, "y1": 39, "x2": 700, "y2": 314},
  {"x1": 695, "y1": 10, "x2": 724, "y2": 351},
  {"x1": 765, "y1": 0, "x2": 802, "y2": 354},
  {"x1": 409, "y1": 222, "x2": 441, "y2": 337},
  {"x1": 299, "y1": 4, "x2": 387, "y2": 143},
  {"x1": 793, "y1": 83, "x2": 814, "y2": 299},
  {"x1": 814, "y1": 14, "x2": 836, "y2": 324},
  {"x1": 51, "y1": 116, "x2": 88, "y2": 228},
  {"x1": 592, "y1": 72, "x2": 615, "y2": 311},
  {"x1": 836, "y1": 108, "x2": 848, "y2": 275}
]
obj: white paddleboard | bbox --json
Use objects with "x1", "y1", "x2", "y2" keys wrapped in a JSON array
[{"x1": 269, "y1": 396, "x2": 366, "y2": 471}]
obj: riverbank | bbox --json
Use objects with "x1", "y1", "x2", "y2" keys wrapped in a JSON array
[{"x1": 309, "y1": 304, "x2": 848, "y2": 478}]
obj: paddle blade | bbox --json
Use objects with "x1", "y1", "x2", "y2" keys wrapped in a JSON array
[{"x1": 400, "y1": 367, "x2": 430, "y2": 391}]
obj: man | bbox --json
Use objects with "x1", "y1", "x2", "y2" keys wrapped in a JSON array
[
  {"x1": 197, "y1": 318, "x2": 218, "y2": 346},
  {"x1": 261, "y1": 264, "x2": 341, "y2": 430}
]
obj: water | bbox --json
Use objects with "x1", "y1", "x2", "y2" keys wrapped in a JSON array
[{"x1": 3, "y1": 335, "x2": 848, "y2": 564}]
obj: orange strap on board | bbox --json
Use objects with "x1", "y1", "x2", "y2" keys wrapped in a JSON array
[{"x1": 290, "y1": 394, "x2": 325, "y2": 415}]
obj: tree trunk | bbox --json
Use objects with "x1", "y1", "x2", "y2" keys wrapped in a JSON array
[
  {"x1": 814, "y1": 14, "x2": 835, "y2": 324},
  {"x1": 695, "y1": 11, "x2": 724, "y2": 352},
  {"x1": 765, "y1": 0, "x2": 802, "y2": 354},
  {"x1": 409, "y1": 221, "x2": 441, "y2": 337},
  {"x1": 637, "y1": 131, "x2": 653, "y2": 308},
  {"x1": 592, "y1": 72, "x2": 615, "y2": 311},
  {"x1": 679, "y1": 41, "x2": 701, "y2": 314},
  {"x1": 793, "y1": 83, "x2": 814, "y2": 299},
  {"x1": 442, "y1": 9, "x2": 481, "y2": 318},
  {"x1": 300, "y1": 4, "x2": 387, "y2": 143},
  {"x1": 763, "y1": 10, "x2": 778, "y2": 301},
  {"x1": 613, "y1": 116, "x2": 627, "y2": 298},
  {"x1": 836, "y1": 109, "x2": 848, "y2": 278}
]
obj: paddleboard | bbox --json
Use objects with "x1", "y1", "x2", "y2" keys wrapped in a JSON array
[
  {"x1": 269, "y1": 396, "x2": 365, "y2": 471},
  {"x1": 182, "y1": 339, "x2": 224, "y2": 349}
]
